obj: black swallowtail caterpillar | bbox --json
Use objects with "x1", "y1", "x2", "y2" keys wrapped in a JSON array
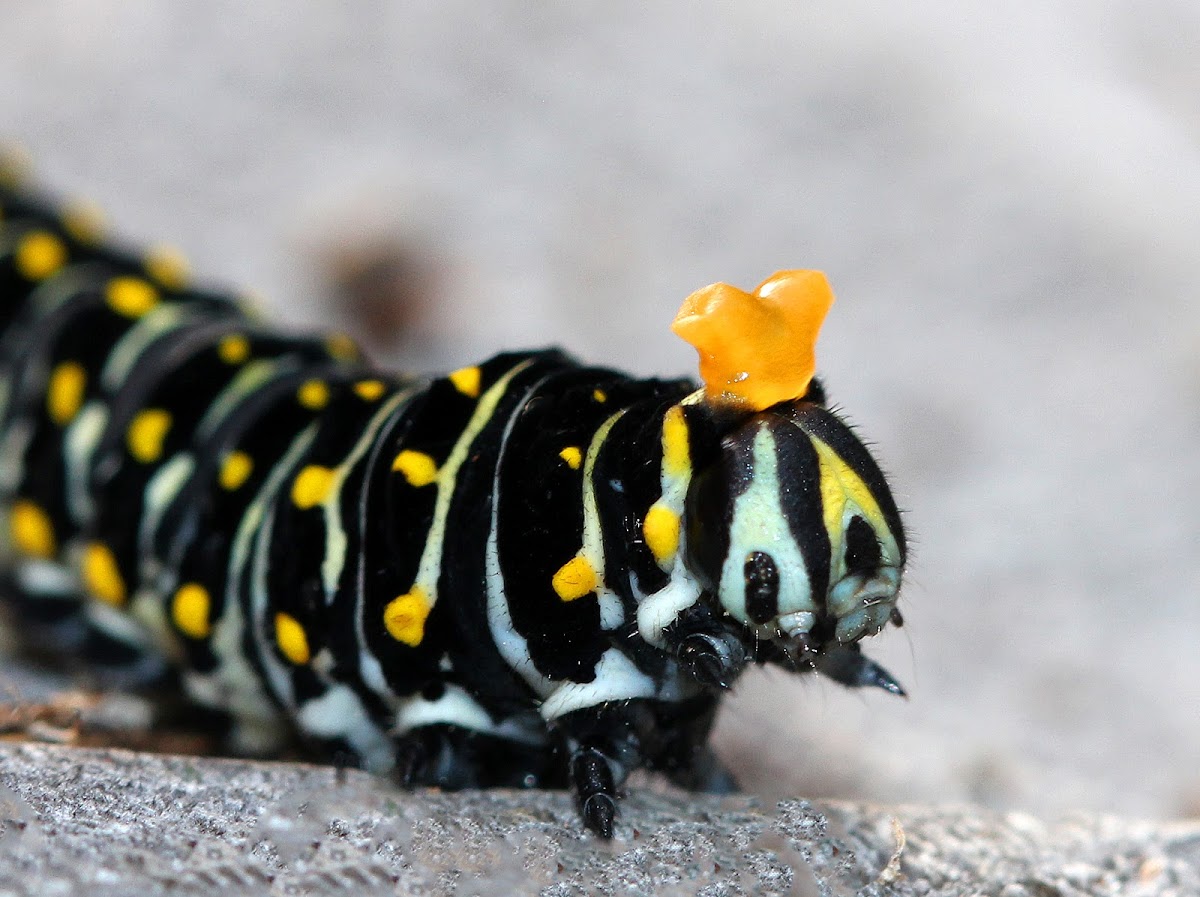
[{"x1": 0, "y1": 160, "x2": 907, "y2": 838}]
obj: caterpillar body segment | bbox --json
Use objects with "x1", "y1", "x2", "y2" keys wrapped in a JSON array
[{"x1": 0, "y1": 173, "x2": 907, "y2": 838}]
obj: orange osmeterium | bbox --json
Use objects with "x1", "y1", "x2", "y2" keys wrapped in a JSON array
[{"x1": 671, "y1": 270, "x2": 834, "y2": 411}]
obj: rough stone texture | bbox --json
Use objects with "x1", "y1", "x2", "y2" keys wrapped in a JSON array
[{"x1": 1, "y1": 743, "x2": 1197, "y2": 897}]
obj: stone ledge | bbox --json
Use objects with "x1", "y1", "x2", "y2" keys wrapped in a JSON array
[{"x1": 0, "y1": 743, "x2": 1196, "y2": 896}]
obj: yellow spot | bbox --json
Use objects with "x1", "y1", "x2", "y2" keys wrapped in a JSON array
[
  {"x1": 9, "y1": 500, "x2": 56, "y2": 559},
  {"x1": 82, "y1": 542, "x2": 126, "y2": 607},
  {"x1": 383, "y1": 588, "x2": 431, "y2": 647},
  {"x1": 171, "y1": 582, "x2": 212, "y2": 639},
  {"x1": 559, "y1": 446, "x2": 582, "y2": 470},
  {"x1": 593, "y1": 388, "x2": 607, "y2": 403},
  {"x1": 106, "y1": 276, "x2": 160, "y2": 318},
  {"x1": 662, "y1": 405, "x2": 690, "y2": 478},
  {"x1": 219, "y1": 451, "x2": 254, "y2": 491},
  {"x1": 296, "y1": 379, "x2": 329, "y2": 410},
  {"x1": 353, "y1": 379, "x2": 385, "y2": 401},
  {"x1": 46, "y1": 360, "x2": 87, "y2": 426},
  {"x1": 61, "y1": 200, "x2": 107, "y2": 245},
  {"x1": 672, "y1": 270, "x2": 834, "y2": 411},
  {"x1": 326, "y1": 332, "x2": 359, "y2": 361},
  {"x1": 392, "y1": 450, "x2": 438, "y2": 487},
  {"x1": 127, "y1": 408, "x2": 172, "y2": 464},
  {"x1": 274, "y1": 612, "x2": 311, "y2": 665},
  {"x1": 145, "y1": 244, "x2": 191, "y2": 290},
  {"x1": 291, "y1": 464, "x2": 334, "y2": 509},
  {"x1": 15, "y1": 231, "x2": 67, "y2": 281},
  {"x1": 552, "y1": 555, "x2": 597, "y2": 602},
  {"x1": 448, "y1": 366, "x2": 481, "y2": 398},
  {"x1": 217, "y1": 334, "x2": 251, "y2": 365},
  {"x1": 643, "y1": 502, "x2": 680, "y2": 566}
]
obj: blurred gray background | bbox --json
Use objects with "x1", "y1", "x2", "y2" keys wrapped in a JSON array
[{"x1": 2, "y1": 1, "x2": 1198, "y2": 822}]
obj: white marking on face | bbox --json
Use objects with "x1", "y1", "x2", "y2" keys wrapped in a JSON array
[{"x1": 719, "y1": 426, "x2": 815, "y2": 622}]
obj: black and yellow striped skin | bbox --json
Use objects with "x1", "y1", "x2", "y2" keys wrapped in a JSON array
[{"x1": 0, "y1": 172, "x2": 907, "y2": 838}]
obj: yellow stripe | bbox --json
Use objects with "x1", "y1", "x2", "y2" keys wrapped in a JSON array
[
  {"x1": 661, "y1": 405, "x2": 690, "y2": 478},
  {"x1": 811, "y1": 436, "x2": 892, "y2": 560}
]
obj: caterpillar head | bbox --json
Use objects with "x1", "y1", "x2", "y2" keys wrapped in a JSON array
[
  {"x1": 683, "y1": 394, "x2": 906, "y2": 662},
  {"x1": 668, "y1": 270, "x2": 905, "y2": 680}
]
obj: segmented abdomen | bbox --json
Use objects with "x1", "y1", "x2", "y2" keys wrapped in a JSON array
[{"x1": 0, "y1": 183, "x2": 695, "y2": 766}]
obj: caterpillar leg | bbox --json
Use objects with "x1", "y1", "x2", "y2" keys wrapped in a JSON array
[
  {"x1": 661, "y1": 604, "x2": 750, "y2": 690},
  {"x1": 553, "y1": 706, "x2": 645, "y2": 838},
  {"x1": 569, "y1": 745, "x2": 620, "y2": 839},
  {"x1": 554, "y1": 698, "x2": 720, "y2": 838}
]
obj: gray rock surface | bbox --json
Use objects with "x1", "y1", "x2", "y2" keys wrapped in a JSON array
[{"x1": 1, "y1": 743, "x2": 1198, "y2": 896}]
